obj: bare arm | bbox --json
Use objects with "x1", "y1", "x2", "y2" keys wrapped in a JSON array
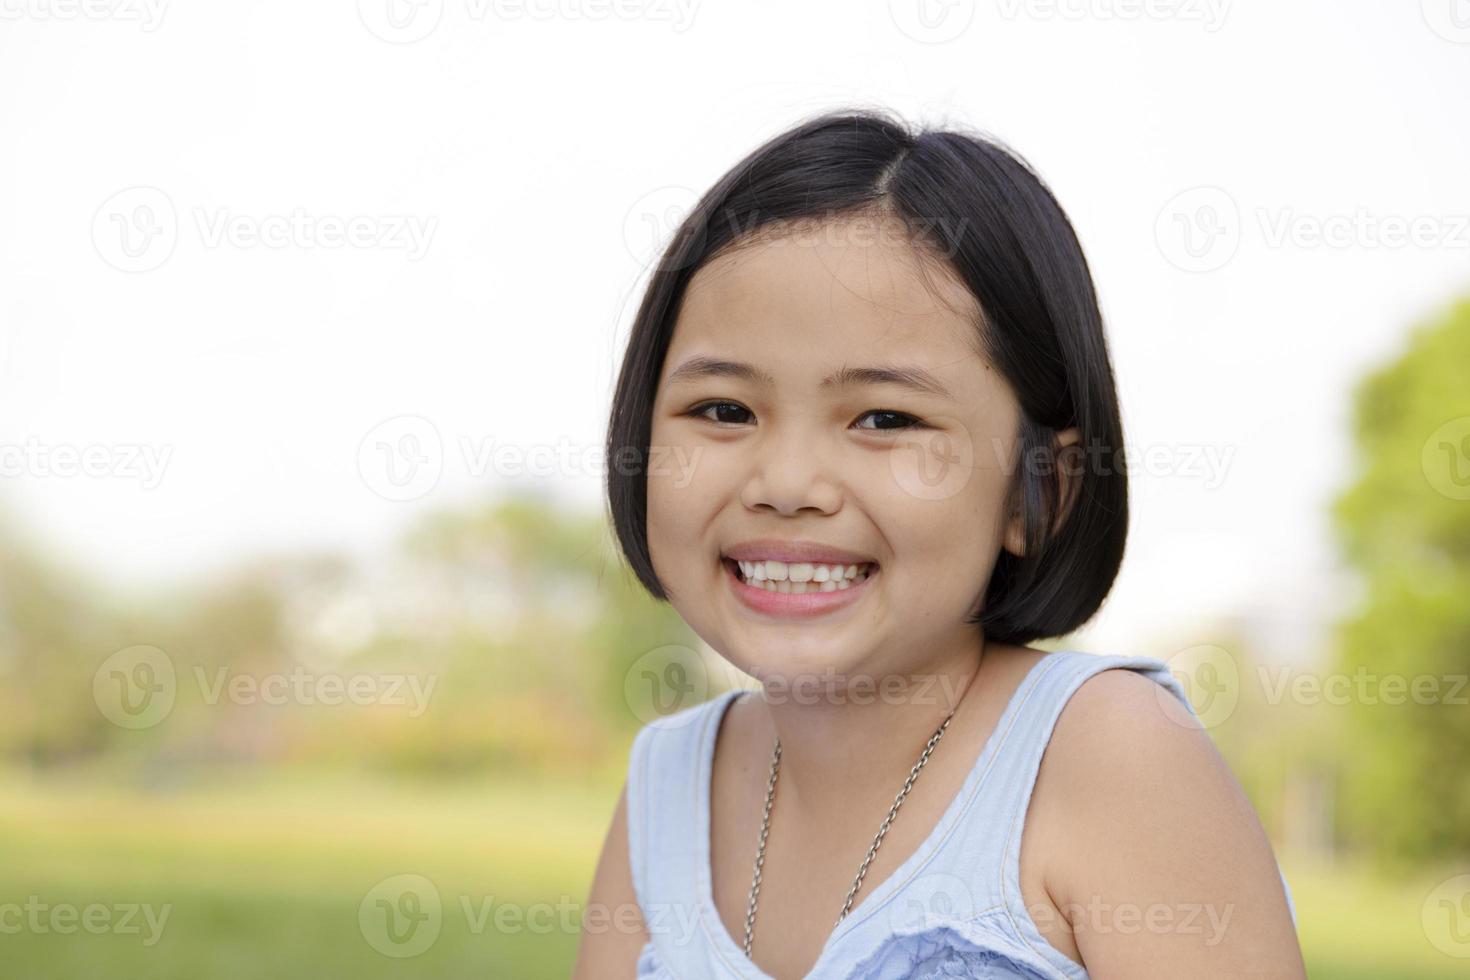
[
  {"x1": 1041, "y1": 668, "x2": 1306, "y2": 978},
  {"x1": 571, "y1": 782, "x2": 650, "y2": 979}
]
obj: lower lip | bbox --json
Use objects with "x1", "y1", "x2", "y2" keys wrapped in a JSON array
[{"x1": 722, "y1": 558, "x2": 877, "y2": 619}]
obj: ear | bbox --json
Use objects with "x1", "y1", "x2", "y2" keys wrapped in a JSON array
[{"x1": 1001, "y1": 427, "x2": 1082, "y2": 558}]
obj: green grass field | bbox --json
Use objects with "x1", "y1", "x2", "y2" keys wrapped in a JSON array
[{"x1": 0, "y1": 767, "x2": 1463, "y2": 978}]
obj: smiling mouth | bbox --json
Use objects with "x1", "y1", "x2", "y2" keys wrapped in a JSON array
[{"x1": 723, "y1": 557, "x2": 877, "y2": 594}]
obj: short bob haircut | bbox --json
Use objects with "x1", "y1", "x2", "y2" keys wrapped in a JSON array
[{"x1": 604, "y1": 107, "x2": 1127, "y2": 647}]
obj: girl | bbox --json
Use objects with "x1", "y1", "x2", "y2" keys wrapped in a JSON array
[{"x1": 575, "y1": 108, "x2": 1304, "y2": 979}]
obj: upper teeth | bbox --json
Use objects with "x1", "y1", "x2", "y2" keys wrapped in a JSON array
[
  {"x1": 735, "y1": 559, "x2": 872, "y2": 592},
  {"x1": 739, "y1": 559, "x2": 867, "y2": 582}
]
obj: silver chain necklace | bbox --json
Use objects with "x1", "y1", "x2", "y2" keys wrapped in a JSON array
[{"x1": 740, "y1": 706, "x2": 958, "y2": 958}]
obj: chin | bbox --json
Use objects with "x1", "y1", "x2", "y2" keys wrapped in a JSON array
[{"x1": 726, "y1": 641, "x2": 876, "y2": 692}]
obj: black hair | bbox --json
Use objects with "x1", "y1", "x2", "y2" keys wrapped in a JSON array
[{"x1": 604, "y1": 107, "x2": 1127, "y2": 647}]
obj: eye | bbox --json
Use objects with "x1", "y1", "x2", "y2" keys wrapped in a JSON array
[
  {"x1": 854, "y1": 410, "x2": 925, "y2": 432},
  {"x1": 689, "y1": 400, "x2": 754, "y2": 425}
]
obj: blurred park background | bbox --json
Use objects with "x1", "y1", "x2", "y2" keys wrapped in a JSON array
[{"x1": 3, "y1": 2, "x2": 1470, "y2": 977}]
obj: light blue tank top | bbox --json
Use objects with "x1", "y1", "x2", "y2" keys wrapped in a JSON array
[{"x1": 625, "y1": 649, "x2": 1298, "y2": 979}]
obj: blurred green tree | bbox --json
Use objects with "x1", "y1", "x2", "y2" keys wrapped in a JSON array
[{"x1": 1329, "y1": 297, "x2": 1470, "y2": 869}]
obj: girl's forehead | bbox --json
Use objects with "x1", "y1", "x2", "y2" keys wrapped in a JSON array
[{"x1": 676, "y1": 226, "x2": 982, "y2": 356}]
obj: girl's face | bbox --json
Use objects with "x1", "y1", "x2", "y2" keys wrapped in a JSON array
[{"x1": 647, "y1": 212, "x2": 1027, "y2": 687}]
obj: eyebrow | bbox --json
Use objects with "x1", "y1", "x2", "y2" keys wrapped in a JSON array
[{"x1": 662, "y1": 356, "x2": 955, "y2": 400}]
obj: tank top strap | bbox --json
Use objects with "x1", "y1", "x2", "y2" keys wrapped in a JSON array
[
  {"x1": 994, "y1": 650, "x2": 1192, "y2": 890},
  {"x1": 934, "y1": 651, "x2": 1195, "y2": 905},
  {"x1": 625, "y1": 687, "x2": 749, "y2": 977}
]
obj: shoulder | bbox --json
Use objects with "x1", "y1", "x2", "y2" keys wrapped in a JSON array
[
  {"x1": 1040, "y1": 662, "x2": 1248, "y2": 852},
  {"x1": 1031, "y1": 661, "x2": 1304, "y2": 972},
  {"x1": 1056, "y1": 662, "x2": 1211, "y2": 768}
]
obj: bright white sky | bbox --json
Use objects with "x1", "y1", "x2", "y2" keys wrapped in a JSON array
[{"x1": 1, "y1": 0, "x2": 1466, "y2": 659}]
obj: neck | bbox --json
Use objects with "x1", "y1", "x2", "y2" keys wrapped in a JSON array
[{"x1": 750, "y1": 636, "x2": 987, "y2": 815}]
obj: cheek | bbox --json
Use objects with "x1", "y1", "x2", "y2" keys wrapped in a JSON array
[
  {"x1": 866, "y1": 450, "x2": 1009, "y2": 605},
  {"x1": 645, "y1": 422, "x2": 716, "y2": 578}
]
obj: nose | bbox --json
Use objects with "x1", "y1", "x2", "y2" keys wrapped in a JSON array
[{"x1": 738, "y1": 425, "x2": 843, "y2": 517}]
